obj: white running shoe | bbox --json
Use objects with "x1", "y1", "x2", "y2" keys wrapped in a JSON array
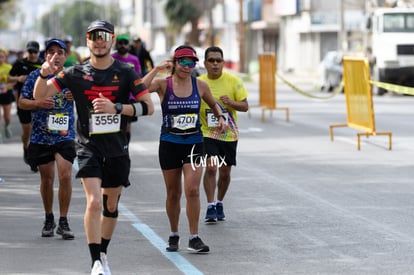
[
  {"x1": 100, "y1": 252, "x2": 111, "y2": 275},
  {"x1": 91, "y1": 260, "x2": 104, "y2": 275}
]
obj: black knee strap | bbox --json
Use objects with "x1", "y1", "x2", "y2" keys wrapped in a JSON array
[{"x1": 102, "y1": 194, "x2": 120, "y2": 218}]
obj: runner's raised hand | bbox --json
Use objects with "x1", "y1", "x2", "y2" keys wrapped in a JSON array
[{"x1": 40, "y1": 53, "x2": 59, "y2": 76}]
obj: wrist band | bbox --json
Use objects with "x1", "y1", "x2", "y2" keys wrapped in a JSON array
[
  {"x1": 132, "y1": 101, "x2": 148, "y2": 116},
  {"x1": 39, "y1": 72, "x2": 48, "y2": 79}
]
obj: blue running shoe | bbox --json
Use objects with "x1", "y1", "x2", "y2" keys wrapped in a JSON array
[
  {"x1": 216, "y1": 202, "x2": 225, "y2": 221},
  {"x1": 204, "y1": 205, "x2": 217, "y2": 223}
]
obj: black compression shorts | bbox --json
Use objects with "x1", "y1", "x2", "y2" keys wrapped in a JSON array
[{"x1": 158, "y1": 140, "x2": 204, "y2": 170}]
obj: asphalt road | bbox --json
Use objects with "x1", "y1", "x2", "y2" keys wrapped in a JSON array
[{"x1": 1, "y1": 75, "x2": 414, "y2": 274}]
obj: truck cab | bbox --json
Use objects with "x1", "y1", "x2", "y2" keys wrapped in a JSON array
[{"x1": 370, "y1": 8, "x2": 414, "y2": 95}]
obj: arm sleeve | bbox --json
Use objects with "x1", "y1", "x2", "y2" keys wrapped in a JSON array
[{"x1": 129, "y1": 68, "x2": 149, "y2": 100}]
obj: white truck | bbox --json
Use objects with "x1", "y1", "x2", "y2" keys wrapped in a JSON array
[{"x1": 369, "y1": 8, "x2": 414, "y2": 95}]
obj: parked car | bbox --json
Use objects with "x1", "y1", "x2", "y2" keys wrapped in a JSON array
[{"x1": 319, "y1": 51, "x2": 343, "y2": 92}]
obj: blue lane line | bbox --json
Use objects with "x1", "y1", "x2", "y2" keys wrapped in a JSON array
[
  {"x1": 73, "y1": 159, "x2": 203, "y2": 275},
  {"x1": 119, "y1": 203, "x2": 203, "y2": 275},
  {"x1": 73, "y1": 158, "x2": 79, "y2": 171}
]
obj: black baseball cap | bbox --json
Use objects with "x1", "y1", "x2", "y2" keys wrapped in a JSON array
[
  {"x1": 26, "y1": 41, "x2": 39, "y2": 52},
  {"x1": 46, "y1": 39, "x2": 67, "y2": 51},
  {"x1": 87, "y1": 20, "x2": 114, "y2": 34}
]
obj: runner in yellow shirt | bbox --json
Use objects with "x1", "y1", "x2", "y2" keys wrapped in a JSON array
[
  {"x1": 0, "y1": 47, "x2": 13, "y2": 141},
  {"x1": 199, "y1": 46, "x2": 249, "y2": 222}
]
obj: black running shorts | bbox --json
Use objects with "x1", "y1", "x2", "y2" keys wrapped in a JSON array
[
  {"x1": 203, "y1": 138, "x2": 238, "y2": 166},
  {"x1": 17, "y1": 107, "x2": 32, "y2": 124},
  {"x1": 76, "y1": 146, "x2": 131, "y2": 188},
  {"x1": 0, "y1": 90, "x2": 15, "y2": 105},
  {"x1": 27, "y1": 140, "x2": 76, "y2": 167}
]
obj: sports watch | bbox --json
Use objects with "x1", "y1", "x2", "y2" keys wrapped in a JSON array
[{"x1": 114, "y1": 103, "x2": 123, "y2": 114}]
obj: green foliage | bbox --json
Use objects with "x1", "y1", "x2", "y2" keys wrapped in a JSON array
[
  {"x1": 163, "y1": 0, "x2": 217, "y2": 46},
  {"x1": 40, "y1": 0, "x2": 119, "y2": 46},
  {"x1": 164, "y1": 0, "x2": 202, "y2": 32},
  {"x1": 0, "y1": 0, "x2": 16, "y2": 29}
]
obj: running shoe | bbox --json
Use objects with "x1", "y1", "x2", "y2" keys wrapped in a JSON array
[
  {"x1": 188, "y1": 237, "x2": 210, "y2": 253},
  {"x1": 100, "y1": 253, "x2": 111, "y2": 275},
  {"x1": 216, "y1": 202, "x2": 226, "y2": 221},
  {"x1": 91, "y1": 260, "x2": 104, "y2": 275},
  {"x1": 23, "y1": 148, "x2": 28, "y2": 164},
  {"x1": 4, "y1": 125, "x2": 11, "y2": 138},
  {"x1": 41, "y1": 219, "x2": 56, "y2": 237},
  {"x1": 56, "y1": 220, "x2": 75, "y2": 240},
  {"x1": 166, "y1": 235, "x2": 179, "y2": 252},
  {"x1": 204, "y1": 205, "x2": 217, "y2": 223}
]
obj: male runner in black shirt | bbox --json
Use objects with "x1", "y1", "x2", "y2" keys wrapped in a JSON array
[
  {"x1": 9, "y1": 41, "x2": 42, "y2": 172},
  {"x1": 33, "y1": 20, "x2": 154, "y2": 275}
]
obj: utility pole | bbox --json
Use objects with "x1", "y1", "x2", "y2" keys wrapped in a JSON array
[
  {"x1": 208, "y1": 0, "x2": 215, "y2": 46},
  {"x1": 239, "y1": 0, "x2": 246, "y2": 72},
  {"x1": 338, "y1": 0, "x2": 346, "y2": 51}
]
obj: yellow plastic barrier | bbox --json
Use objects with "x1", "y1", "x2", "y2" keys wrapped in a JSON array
[
  {"x1": 249, "y1": 53, "x2": 289, "y2": 122},
  {"x1": 329, "y1": 56, "x2": 392, "y2": 150}
]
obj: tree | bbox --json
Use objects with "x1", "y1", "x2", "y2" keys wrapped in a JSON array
[
  {"x1": 164, "y1": 0, "x2": 201, "y2": 46},
  {"x1": 163, "y1": 0, "x2": 217, "y2": 46},
  {"x1": 40, "y1": 0, "x2": 119, "y2": 46},
  {"x1": 0, "y1": 0, "x2": 16, "y2": 29}
]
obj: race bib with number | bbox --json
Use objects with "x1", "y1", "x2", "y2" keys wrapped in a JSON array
[
  {"x1": 172, "y1": 114, "x2": 198, "y2": 130},
  {"x1": 90, "y1": 113, "x2": 121, "y2": 134},
  {"x1": 206, "y1": 110, "x2": 229, "y2": 127},
  {"x1": 48, "y1": 113, "x2": 69, "y2": 131}
]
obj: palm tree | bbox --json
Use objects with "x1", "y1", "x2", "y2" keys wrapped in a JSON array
[{"x1": 164, "y1": 0, "x2": 217, "y2": 46}]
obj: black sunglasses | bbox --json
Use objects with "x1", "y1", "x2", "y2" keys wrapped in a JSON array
[
  {"x1": 28, "y1": 50, "x2": 39, "y2": 54},
  {"x1": 207, "y1": 58, "x2": 223, "y2": 63},
  {"x1": 117, "y1": 40, "x2": 129, "y2": 45}
]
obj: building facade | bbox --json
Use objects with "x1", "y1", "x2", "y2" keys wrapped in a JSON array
[{"x1": 126, "y1": 0, "x2": 414, "y2": 74}]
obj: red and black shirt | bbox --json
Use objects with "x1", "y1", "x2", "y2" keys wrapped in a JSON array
[{"x1": 52, "y1": 59, "x2": 148, "y2": 157}]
